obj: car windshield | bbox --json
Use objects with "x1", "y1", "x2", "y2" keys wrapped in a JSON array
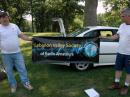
[{"x1": 67, "y1": 27, "x2": 90, "y2": 37}]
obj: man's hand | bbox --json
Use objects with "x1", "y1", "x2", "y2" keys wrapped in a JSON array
[
  {"x1": 99, "y1": 36, "x2": 106, "y2": 39},
  {"x1": 18, "y1": 32, "x2": 32, "y2": 41},
  {"x1": 99, "y1": 34, "x2": 119, "y2": 40}
]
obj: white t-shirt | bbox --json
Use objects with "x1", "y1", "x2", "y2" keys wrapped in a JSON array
[
  {"x1": 0, "y1": 23, "x2": 21, "y2": 54},
  {"x1": 117, "y1": 23, "x2": 130, "y2": 55}
]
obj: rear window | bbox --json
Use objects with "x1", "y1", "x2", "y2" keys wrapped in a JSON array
[{"x1": 67, "y1": 28, "x2": 90, "y2": 37}]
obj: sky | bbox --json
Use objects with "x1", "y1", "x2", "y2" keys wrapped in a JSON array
[
  {"x1": 97, "y1": 1, "x2": 106, "y2": 14},
  {"x1": 25, "y1": 1, "x2": 106, "y2": 21}
]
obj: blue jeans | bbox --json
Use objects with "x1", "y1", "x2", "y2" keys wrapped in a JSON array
[{"x1": 2, "y1": 52, "x2": 29, "y2": 86}]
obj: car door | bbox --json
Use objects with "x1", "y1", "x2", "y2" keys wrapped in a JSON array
[
  {"x1": 83, "y1": 29, "x2": 118, "y2": 64},
  {"x1": 99, "y1": 29, "x2": 118, "y2": 63}
]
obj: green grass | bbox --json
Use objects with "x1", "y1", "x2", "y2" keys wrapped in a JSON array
[
  {"x1": 24, "y1": 32, "x2": 62, "y2": 37},
  {"x1": 0, "y1": 33, "x2": 130, "y2": 97}
]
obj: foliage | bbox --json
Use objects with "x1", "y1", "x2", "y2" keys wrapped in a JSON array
[
  {"x1": 98, "y1": 0, "x2": 130, "y2": 27},
  {"x1": 69, "y1": 15, "x2": 83, "y2": 32},
  {"x1": 0, "y1": 0, "x2": 30, "y2": 30},
  {"x1": 97, "y1": 12, "x2": 121, "y2": 27},
  {"x1": 0, "y1": 0, "x2": 84, "y2": 32},
  {"x1": 1, "y1": 0, "x2": 130, "y2": 32},
  {"x1": 31, "y1": 0, "x2": 84, "y2": 32}
]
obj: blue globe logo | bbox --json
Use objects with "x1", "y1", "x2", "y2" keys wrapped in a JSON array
[{"x1": 83, "y1": 43, "x2": 98, "y2": 57}]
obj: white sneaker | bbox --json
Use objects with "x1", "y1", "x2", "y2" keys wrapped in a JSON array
[
  {"x1": 23, "y1": 82, "x2": 34, "y2": 90},
  {"x1": 10, "y1": 86, "x2": 17, "y2": 93}
]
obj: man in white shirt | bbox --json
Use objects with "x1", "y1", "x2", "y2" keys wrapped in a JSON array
[
  {"x1": 101, "y1": 8, "x2": 130, "y2": 95},
  {"x1": 0, "y1": 12, "x2": 33, "y2": 93}
]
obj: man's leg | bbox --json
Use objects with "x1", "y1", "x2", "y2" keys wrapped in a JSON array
[
  {"x1": 2, "y1": 54, "x2": 17, "y2": 93},
  {"x1": 115, "y1": 70, "x2": 122, "y2": 83},
  {"x1": 120, "y1": 74, "x2": 130, "y2": 95},
  {"x1": 125, "y1": 74, "x2": 130, "y2": 86},
  {"x1": 13, "y1": 52, "x2": 33, "y2": 90},
  {"x1": 120, "y1": 55, "x2": 130, "y2": 95},
  {"x1": 124, "y1": 55, "x2": 130, "y2": 86},
  {"x1": 13, "y1": 52, "x2": 29, "y2": 84},
  {"x1": 108, "y1": 53, "x2": 124, "y2": 89}
]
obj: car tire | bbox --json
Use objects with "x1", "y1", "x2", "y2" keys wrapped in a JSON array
[{"x1": 73, "y1": 63, "x2": 93, "y2": 71}]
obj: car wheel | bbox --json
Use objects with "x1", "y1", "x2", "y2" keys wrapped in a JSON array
[{"x1": 74, "y1": 63, "x2": 93, "y2": 71}]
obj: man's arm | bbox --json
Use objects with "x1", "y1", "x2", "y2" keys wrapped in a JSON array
[
  {"x1": 100, "y1": 34, "x2": 119, "y2": 40},
  {"x1": 18, "y1": 32, "x2": 32, "y2": 41}
]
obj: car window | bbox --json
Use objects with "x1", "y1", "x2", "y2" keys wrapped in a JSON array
[
  {"x1": 67, "y1": 28, "x2": 90, "y2": 37},
  {"x1": 100, "y1": 31, "x2": 112, "y2": 37},
  {"x1": 100, "y1": 30, "x2": 118, "y2": 42},
  {"x1": 83, "y1": 30, "x2": 99, "y2": 37}
]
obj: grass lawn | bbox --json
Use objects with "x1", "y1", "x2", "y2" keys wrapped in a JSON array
[{"x1": 0, "y1": 32, "x2": 130, "y2": 97}]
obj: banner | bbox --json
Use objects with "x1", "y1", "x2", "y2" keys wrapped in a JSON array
[{"x1": 32, "y1": 37, "x2": 100, "y2": 63}]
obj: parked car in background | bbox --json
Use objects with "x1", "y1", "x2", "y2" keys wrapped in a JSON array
[
  {"x1": 66, "y1": 26, "x2": 119, "y2": 70},
  {"x1": 53, "y1": 18, "x2": 119, "y2": 71}
]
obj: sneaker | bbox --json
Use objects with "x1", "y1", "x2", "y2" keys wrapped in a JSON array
[
  {"x1": 120, "y1": 86, "x2": 129, "y2": 95},
  {"x1": 23, "y1": 82, "x2": 34, "y2": 90},
  {"x1": 108, "y1": 82, "x2": 120, "y2": 90},
  {"x1": 10, "y1": 85, "x2": 17, "y2": 93}
]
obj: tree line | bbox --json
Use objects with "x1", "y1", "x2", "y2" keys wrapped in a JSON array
[{"x1": 0, "y1": 0, "x2": 130, "y2": 32}]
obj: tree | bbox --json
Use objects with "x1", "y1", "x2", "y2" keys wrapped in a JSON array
[
  {"x1": 0, "y1": 0, "x2": 9, "y2": 11},
  {"x1": 0, "y1": 0, "x2": 84, "y2": 32},
  {"x1": 0, "y1": 0, "x2": 30, "y2": 31},
  {"x1": 84, "y1": 0, "x2": 98, "y2": 26},
  {"x1": 29, "y1": 0, "x2": 35, "y2": 32},
  {"x1": 97, "y1": 0, "x2": 130, "y2": 27},
  {"x1": 30, "y1": 0, "x2": 84, "y2": 32}
]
